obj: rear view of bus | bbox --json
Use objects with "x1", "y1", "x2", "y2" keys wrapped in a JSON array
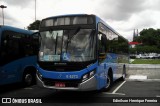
[{"x1": 36, "y1": 14, "x2": 129, "y2": 91}]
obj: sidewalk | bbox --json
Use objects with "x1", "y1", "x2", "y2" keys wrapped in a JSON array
[
  {"x1": 129, "y1": 64, "x2": 160, "y2": 68},
  {"x1": 127, "y1": 64, "x2": 160, "y2": 79}
]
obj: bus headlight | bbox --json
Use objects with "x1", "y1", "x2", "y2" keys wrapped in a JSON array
[
  {"x1": 82, "y1": 70, "x2": 96, "y2": 82},
  {"x1": 89, "y1": 70, "x2": 96, "y2": 77},
  {"x1": 82, "y1": 74, "x2": 89, "y2": 82}
]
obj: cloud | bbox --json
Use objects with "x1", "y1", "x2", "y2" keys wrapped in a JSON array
[
  {"x1": 36, "y1": 0, "x2": 96, "y2": 19},
  {"x1": 94, "y1": 0, "x2": 146, "y2": 21},
  {"x1": 1, "y1": 0, "x2": 160, "y2": 41},
  {"x1": 107, "y1": 9, "x2": 158, "y2": 41},
  {"x1": 92, "y1": 0, "x2": 160, "y2": 41},
  {"x1": 0, "y1": 0, "x2": 35, "y2": 26},
  {"x1": 131, "y1": 12, "x2": 156, "y2": 29},
  {"x1": 0, "y1": 12, "x2": 12, "y2": 20},
  {"x1": 0, "y1": 10, "x2": 17, "y2": 25},
  {"x1": 4, "y1": 0, "x2": 32, "y2": 8},
  {"x1": 145, "y1": 0, "x2": 160, "y2": 11}
]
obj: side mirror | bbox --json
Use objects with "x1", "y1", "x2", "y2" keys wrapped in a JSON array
[
  {"x1": 32, "y1": 32, "x2": 40, "y2": 43},
  {"x1": 101, "y1": 34, "x2": 107, "y2": 46},
  {"x1": 99, "y1": 53, "x2": 106, "y2": 59},
  {"x1": 31, "y1": 32, "x2": 40, "y2": 54},
  {"x1": 32, "y1": 32, "x2": 40, "y2": 38},
  {"x1": 101, "y1": 34, "x2": 107, "y2": 51}
]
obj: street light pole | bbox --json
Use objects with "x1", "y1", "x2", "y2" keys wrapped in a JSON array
[
  {"x1": 0, "y1": 5, "x2": 7, "y2": 25},
  {"x1": 35, "y1": 0, "x2": 36, "y2": 21}
]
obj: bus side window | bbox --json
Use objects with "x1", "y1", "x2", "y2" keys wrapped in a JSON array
[
  {"x1": 1, "y1": 31, "x2": 21, "y2": 65},
  {"x1": 1, "y1": 33, "x2": 6, "y2": 65},
  {"x1": 22, "y1": 34, "x2": 35, "y2": 56},
  {"x1": 32, "y1": 33, "x2": 39, "y2": 54},
  {"x1": 22, "y1": 33, "x2": 39, "y2": 56}
]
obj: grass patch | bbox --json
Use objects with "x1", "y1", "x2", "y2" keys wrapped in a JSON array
[{"x1": 131, "y1": 59, "x2": 160, "y2": 64}]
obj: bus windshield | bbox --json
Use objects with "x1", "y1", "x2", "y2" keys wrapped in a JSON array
[{"x1": 39, "y1": 28, "x2": 96, "y2": 62}]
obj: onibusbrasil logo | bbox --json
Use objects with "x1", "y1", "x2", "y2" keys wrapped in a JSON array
[{"x1": 1, "y1": 98, "x2": 42, "y2": 104}]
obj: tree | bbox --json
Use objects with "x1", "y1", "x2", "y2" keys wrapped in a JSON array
[
  {"x1": 139, "y1": 28, "x2": 157, "y2": 46},
  {"x1": 130, "y1": 28, "x2": 160, "y2": 54},
  {"x1": 27, "y1": 20, "x2": 41, "y2": 30}
]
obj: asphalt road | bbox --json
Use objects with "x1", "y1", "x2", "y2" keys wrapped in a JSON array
[
  {"x1": 0, "y1": 79, "x2": 160, "y2": 106},
  {"x1": 1, "y1": 64, "x2": 160, "y2": 106}
]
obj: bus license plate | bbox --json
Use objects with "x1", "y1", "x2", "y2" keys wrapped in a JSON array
[{"x1": 55, "y1": 82, "x2": 65, "y2": 87}]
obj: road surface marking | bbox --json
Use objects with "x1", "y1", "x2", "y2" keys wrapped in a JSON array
[
  {"x1": 112, "y1": 81, "x2": 126, "y2": 94},
  {"x1": 103, "y1": 92, "x2": 125, "y2": 95},
  {"x1": 129, "y1": 75, "x2": 147, "y2": 80},
  {"x1": 156, "y1": 95, "x2": 160, "y2": 97},
  {"x1": 24, "y1": 87, "x2": 33, "y2": 90},
  {"x1": 126, "y1": 78, "x2": 160, "y2": 82}
]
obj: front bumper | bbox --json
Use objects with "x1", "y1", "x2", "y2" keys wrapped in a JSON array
[{"x1": 36, "y1": 74, "x2": 97, "y2": 91}]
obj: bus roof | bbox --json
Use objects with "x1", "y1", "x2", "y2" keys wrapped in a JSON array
[
  {"x1": 0, "y1": 25, "x2": 33, "y2": 35},
  {"x1": 42, "y1": 14, "x2": 128, "y2": 42},
  {"x1": 43, "y1": 14, "x2": 119, "y2": 34},
  {"x1": 44, "y1": 14, "x2": 94, "y2": 20}
]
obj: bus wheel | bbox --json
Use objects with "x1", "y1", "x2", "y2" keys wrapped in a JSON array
[
  {"x1": 23, "y1": 71, "x2": 35, "y2": 86},
  {"x1": 120, "y1": 66, "x2": 126, "y2": 81},
  {"x1": 105, "y1": 74, "x2": 113, "y2": 91}
]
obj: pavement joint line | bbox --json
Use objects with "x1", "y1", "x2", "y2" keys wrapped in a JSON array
[{"x1": 112, "y1": 81, "x2": 126, "y2": 94}]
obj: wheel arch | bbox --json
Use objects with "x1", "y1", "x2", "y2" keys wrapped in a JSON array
[
  {"x1": 22, "y1": 66, "x2": 37, "y2": 85},
  {"x1": 107, "y1": 67, "x2": 113, "y2": 80},
  {"x1": 23, "y1": 66, "x2": 37, "y2": 76}
]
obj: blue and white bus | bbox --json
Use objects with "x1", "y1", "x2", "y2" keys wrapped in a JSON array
[
  {"x1": 36, "y1": 14, "x2": 129, "y2": 91},
  {"x1": 0, "y1": 26, "x2": 38, "y2": 86}
]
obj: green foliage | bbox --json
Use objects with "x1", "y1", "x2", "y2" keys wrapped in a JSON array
[
  {"x1": 131, "y1": 59, "x2": 160, "y2": 64},
  {"x1": 131, "y1": 28, "x2": 160, "y2": 53},
  {"x1": 129, "y1": 48, "x2": 137, "y2": 54},
  {"x1": 136, "y1": 45, "x2": 160, "y2": 53},
  {"x1": 27, "y1": 20, "x2": 41, "y2": 30}
]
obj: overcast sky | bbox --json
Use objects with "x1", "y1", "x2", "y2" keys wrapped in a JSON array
[{"x1": 1, "y1": 0, "x2": 160, "y2": 41}]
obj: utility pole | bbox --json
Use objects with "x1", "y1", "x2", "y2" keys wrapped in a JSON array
[
  {"x1": 0, "y1": 5, "x2": 7, "y2": 25},
  {"x1": 35, "y1": 0, "x2": 36, "y2": 21}
]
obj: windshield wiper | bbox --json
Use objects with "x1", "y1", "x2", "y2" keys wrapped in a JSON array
[
  {"x1": 66, "y1": 27, "x2": 81, "y2": 52},
  {"x1": 54, "y1": 33, "x2": 58, "y2": 54},
  {"x1": 67, "y1": 27, "x2": 81, "y2": 43}
]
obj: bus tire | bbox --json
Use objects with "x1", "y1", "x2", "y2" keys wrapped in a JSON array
[
  {"x1": 104, "y1": 71, "x2": 113, "y2": 91},
  {"x1": 23, "y1": 68, "x2": 36, "y2": 86},
  {"x1": 120, "y1": 65, "x2": 126, "y2": 81}
]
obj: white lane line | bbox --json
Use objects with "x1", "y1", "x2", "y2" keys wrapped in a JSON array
[
  {"x1": 112, "y1": 81, "x2": 126, "y2": 94},
  {"x1": 24, "y1": 87, "x2": 33, "y2": 90},
  {"x1": 103, "y1": 92, "x2": 125, "y2": 95},
  {"x1": 129, "y1": 75, "x2": 147, "y2": 80},
  {"x1": 126, "y1": 78, "x2": 160, "y2": 82},
  {"x1": 156, "y1": 95, "x2": 160, "y2": 97}
]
